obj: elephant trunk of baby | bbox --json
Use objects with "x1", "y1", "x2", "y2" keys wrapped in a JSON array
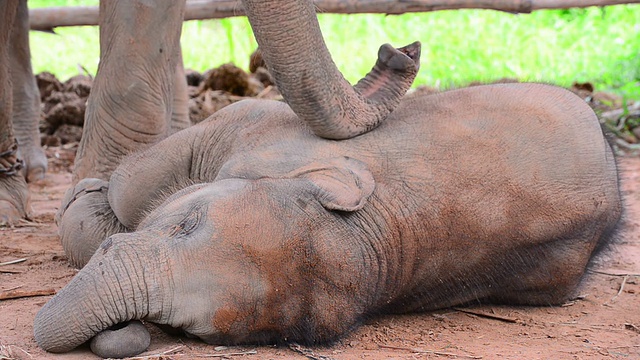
[
  {"x1": 34, "y1": 233, "x2": 168, "y2": 354},
  {"x1": 242, "y1": 0, "x2": 421, "y2": 140}
]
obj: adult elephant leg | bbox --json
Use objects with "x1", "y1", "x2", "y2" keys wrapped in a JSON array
[
  {"x1": 242, "y1": 0, "x2": 421, "y2": 140},
  {"x1": 72, "y1": 0, "x2": 186, "y2": 183},
  {"x1": 10, "y1": 0, "x2": 47, "y2": 182},
  {"x1": 0, "y1": 1, "x2": 30, "y2": 226},
  {"x1": 58, "y1": 0, "x2": 186, "y2": 267},
  {"x1": 170, "y1": 47, "x2": 191, "y2": 134}
]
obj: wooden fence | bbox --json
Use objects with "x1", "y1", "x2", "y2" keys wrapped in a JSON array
[{"x1": 29, "y1": 0, "x2": 640, "y2": 31}]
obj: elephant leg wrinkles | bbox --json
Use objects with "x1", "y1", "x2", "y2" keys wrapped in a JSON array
[
  {"x1": 58, "y1": 0, "x2": 188, "y2": 258},
  {"x1": 71, "y1": 0, "x2": 186, "y2": 184},
  {"x1": 10, "y1": 0, "x2": 47, "y2": 182},
  {"x1": 0, "y1": 1, "x2": 31, "y2": 226}
]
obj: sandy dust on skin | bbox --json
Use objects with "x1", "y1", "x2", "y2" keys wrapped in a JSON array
[{"x1": 1, "y1": 149, "x2": 639, "y2": 360}]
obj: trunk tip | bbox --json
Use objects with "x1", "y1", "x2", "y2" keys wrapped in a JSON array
[{"x1": 378, "y1": 41, "x2": 422, "y2": 72}]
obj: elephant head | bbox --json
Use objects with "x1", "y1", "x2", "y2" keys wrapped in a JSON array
[{"x1": 34, "y1": 156, "x2": 378, "y2": 354}]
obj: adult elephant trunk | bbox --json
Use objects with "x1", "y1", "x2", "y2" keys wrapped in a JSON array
[
  {"x1": 33, "y1": 233, "x2": 168, "y2": 353},
  {"x1": 242, "y1": 0, "x2": 421, "y2": 140}
]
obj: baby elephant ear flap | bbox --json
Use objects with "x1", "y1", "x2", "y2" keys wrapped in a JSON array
[{"x1": 287, "y1": 156, "x2": 375, "y2": 212}]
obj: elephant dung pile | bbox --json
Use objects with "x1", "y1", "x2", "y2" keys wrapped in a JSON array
[
  {"x1": 569, "y1": 82, "x2": 640, "y2": 154},
  {"x1": 35, "y1": 57, "x2": 280, "y2": 147},
  {"x1": 187, "y1": 60, "x2": 280, "y2": 123},
  {"x1": 38, "y1": 72, "x2": 90, "y2": 146}
]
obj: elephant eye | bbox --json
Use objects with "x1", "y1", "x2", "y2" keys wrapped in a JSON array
[{"x1": 168, "y1": 207, "x2": 202, "y2": 237}]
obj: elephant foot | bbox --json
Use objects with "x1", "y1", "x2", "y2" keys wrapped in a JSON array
[
  {"x1": 355, "y1": 41, "x2": 421, "y2": 103},
  {"x1": 17, "y1": 141, "x2": 47, "y2": 182},
  {"x1": 57, "y1": 178, "x2": 128, "y2": 268},
  {"x1": 13, "y1": 101, "x2": 49, "y2": 182},
  {"x1": 90, "y1": 321, "x2": 151, "y2": 359},
  {"x1": 0, "y1": 143, "x2": 31, "y2": 226},
  {"x1": 0, "y1": 174, "x2": 31, "y2": 226}
]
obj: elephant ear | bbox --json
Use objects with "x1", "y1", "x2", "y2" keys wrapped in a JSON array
[{"x1": 287, "y1": 156, "x2": 375, "y2": 212}]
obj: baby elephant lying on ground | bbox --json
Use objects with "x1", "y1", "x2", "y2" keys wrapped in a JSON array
[{"x1": 34, "y1": 83, "x2": 622, "y2": 357}]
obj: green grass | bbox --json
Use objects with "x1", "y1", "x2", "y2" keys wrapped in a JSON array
[{"x1": 27, "y1": 1, "x2": 640, "y2": 100}]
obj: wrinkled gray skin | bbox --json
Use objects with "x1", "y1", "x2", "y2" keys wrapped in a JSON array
[
  {"x1": 1, "y1": 0, "x2": 624, "y2": 358},
  {"x1": 0, "y1": 0, "x2": 47, "y2": 226},
  {"x1": 56, "y1": 0, "x2": 420, "y2": 269},
  {"x1": 35, "y1": 0, "x2": 420, "y2": 357},
  {"x1": 35, "y1": 81, "x2": 622, "y2": 356}
]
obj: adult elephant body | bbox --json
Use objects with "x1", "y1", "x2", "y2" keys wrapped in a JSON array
[{"x1": 34, "y1": 83, "x2": 622, "y2": 352}]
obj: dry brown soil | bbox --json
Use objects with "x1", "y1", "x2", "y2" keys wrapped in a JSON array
[{"x1": 1, "y1": 150, "x2": 639, "y2": 360}]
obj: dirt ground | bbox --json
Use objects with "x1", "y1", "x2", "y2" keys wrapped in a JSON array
[{"x1": 0, "y1": 147, "x2": 638, "y2": 360}]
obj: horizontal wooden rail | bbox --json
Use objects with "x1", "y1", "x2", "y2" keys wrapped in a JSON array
[{"x1": 29, "y1": 0, "x2": 640, "y2": 31}]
